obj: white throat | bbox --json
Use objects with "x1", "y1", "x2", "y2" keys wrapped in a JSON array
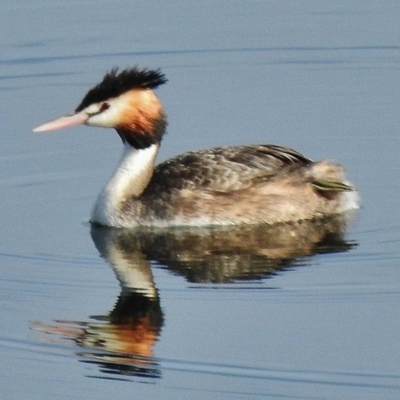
[{"x1": 91, "y1": 143, "x2": 159, "y2": 227}]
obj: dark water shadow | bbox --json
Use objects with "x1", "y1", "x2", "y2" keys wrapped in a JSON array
[{"x1": 32, "y1": 213, "x2": 357, "y2": 381}]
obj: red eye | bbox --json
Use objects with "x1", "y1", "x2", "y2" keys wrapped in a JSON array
[{"x1": 100, "y1": 102, "x2": 110, "y2": 112}]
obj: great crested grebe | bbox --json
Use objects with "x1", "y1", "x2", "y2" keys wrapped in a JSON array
[{"x1": 33, "y1": 67, "x2": 359, "y2": 228}]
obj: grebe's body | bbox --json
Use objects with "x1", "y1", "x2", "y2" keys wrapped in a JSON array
[{"x1": 33, "y1": 67, "x2": 359, "y2": 228}]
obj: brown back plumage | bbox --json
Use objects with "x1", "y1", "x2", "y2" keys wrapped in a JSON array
[{"x1": 144, "y1": 144, "x2": 312, "y2": 195}]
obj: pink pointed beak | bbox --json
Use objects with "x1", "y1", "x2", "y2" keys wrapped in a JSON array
[{"x1": 32, "y1": 112, "x2": 89, "y2": 133}]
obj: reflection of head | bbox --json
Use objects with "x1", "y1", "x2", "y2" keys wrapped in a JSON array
[
  {"x1": 81, "y1": 288, "x2": 164, "y2": 356},
  {"x1": 32, "y1": 284, "x2": 164, "y2": 380}
]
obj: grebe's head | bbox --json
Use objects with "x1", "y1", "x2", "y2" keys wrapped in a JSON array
[{"x1": 33, "y1": 67, "x2": 168, "y2": 149}]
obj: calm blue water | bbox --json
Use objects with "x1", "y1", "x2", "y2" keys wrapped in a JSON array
[{"x1": 1, "y1": 1, "x2": 400, "y2": 399}]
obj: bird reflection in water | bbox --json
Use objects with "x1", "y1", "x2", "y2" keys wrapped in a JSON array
[{"x1": 32, "y1": 213, "x2": 357, "y2": 380}]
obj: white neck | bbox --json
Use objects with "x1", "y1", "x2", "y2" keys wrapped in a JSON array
[{"x1": 91, "y1": 143, "x2": 159, "y2": 227}]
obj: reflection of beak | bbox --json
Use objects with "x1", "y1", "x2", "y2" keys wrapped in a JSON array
[{"x1": 32, "y1": 112, "x2": 89, "y2": 132}]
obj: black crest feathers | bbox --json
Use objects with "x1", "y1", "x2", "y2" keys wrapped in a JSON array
[{"x1": 75, "y1": 67, "x2": 167, "y2": 112}]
